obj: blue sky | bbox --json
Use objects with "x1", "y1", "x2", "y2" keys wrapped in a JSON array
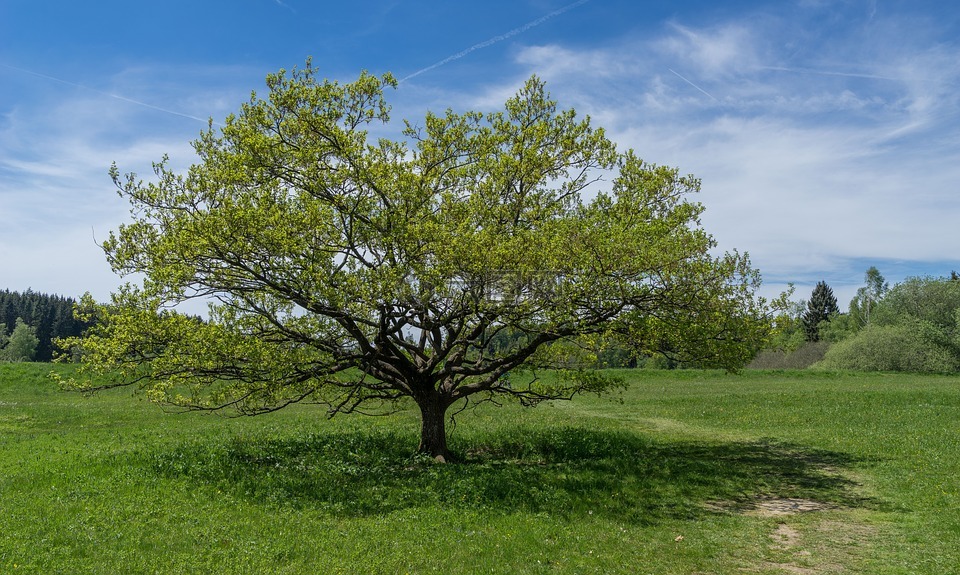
[{"x1": 2, "y1": 0, "x2": 959, "y2": 308}]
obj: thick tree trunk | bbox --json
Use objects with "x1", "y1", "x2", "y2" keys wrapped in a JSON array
[{"x1": 417, "y1": 393, "x2": 451, "y2": 462}]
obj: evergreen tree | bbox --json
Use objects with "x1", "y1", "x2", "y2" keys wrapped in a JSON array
[{"x1": 802, "y1": 281, "x2": 839, "y2": 341}]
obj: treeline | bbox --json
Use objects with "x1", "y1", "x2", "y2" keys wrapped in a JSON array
[
  {"x1": 752, "y1": 268, "x2": 960, "y2": 372},
  {"x1": 0, "y1": 289, "x2": 91, "y2": 362}
]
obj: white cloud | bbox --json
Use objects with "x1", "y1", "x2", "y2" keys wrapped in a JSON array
[
  {"x1": 657, "y1": 22, "x2": 761, "y2": 80},
  {"x1": 4, "y1": 3, "x2": 958, "y2": 306},
  {"x1": 491, "y1": 7, "x2": 960, "y2": 294},
  {"x1": 0, "y1": 65, "x2": 247, "y2": 298}
]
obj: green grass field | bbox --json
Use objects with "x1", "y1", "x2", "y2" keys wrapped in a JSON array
[{"x1": 2, "y1": 363, "x2": 958, "y2": 574}]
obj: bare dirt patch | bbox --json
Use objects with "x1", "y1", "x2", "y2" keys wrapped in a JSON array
[
  {"x1": 748, "y1": 498, "x2": 836, "y2": 517},
  {"x1": 710, "y1": 497, "x2": 874, "y2": 574},
  {"x1": 705, "y1": 497, "x2": 835, "y2": 517},
  {"x1": 771, "y1": 523, "x2": 802, "y2": 550}
]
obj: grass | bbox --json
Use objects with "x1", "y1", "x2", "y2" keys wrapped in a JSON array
[{"x1": 1, "y1": 364, "x2": 959, "y2": 573}]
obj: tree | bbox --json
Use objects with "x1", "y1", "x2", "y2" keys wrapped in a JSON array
[
  {"x1": 850, "y1": 266, "x2": 888, "y2": 327},
  {"x1": 816, "y1": 275, "x2": 960, "y2": 372},
  {"x1": 2, "y1": 318, "x2": 39, "y2": 362},
  {"x1": 802, "y1": 281, "x2": 838, "y2": 341},
  {"x1": 59, "y1": 64, "x2": 770, "y2": 460}
]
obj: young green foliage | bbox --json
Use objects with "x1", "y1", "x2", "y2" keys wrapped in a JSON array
[
  {"x1": 850, "y1": 266, "x2": 889, "y2": 327},
  {"x1": 59, "y1": 63, "x2": 770, "y2": 458},
  {"x1": 2, "y1": 318, "x2": 39, "y2": 362}
]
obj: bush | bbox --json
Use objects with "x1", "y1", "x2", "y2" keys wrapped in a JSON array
[
  {"x1": 747, "y1": 341, "x2": 830, "y2": 369},
  {"x1": 815, "y1": 323, "x2": 960, "y2": 373}
]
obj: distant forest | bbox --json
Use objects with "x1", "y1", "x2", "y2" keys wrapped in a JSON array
[{"x1": 0, "y1": 290, "x2": 90, "y2": 362}]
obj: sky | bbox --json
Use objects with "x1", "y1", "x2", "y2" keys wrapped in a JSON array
[{"x1": 2, "y1": 0, "x2": 959, "y2": 309}]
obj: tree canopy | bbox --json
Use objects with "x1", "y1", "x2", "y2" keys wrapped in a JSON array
[{"x1": 59, "y1": 64, "x2": 770, "y2": 459}]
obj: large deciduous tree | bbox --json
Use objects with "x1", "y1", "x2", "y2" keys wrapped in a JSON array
[{"x1": 60, "y1": 64, "x2": 769, "y2": 459}]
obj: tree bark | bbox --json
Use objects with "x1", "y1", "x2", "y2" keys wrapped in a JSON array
[{"x1": 416, "y1": 393, "x2": 451, "y2": 462}]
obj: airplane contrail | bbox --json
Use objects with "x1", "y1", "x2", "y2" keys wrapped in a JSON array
[
  {"x1": 399, "y1": 0, "x2": 592, "y2": 83},
  {"x1": 761, "y1": 65, "x2": 899, "y2": 82},
  {"x1": 0, "y1": 62, "x2": 219, "y2": 126},
  {"x1": 668, "y1": 68, "x2": 720, "y2": 102}
]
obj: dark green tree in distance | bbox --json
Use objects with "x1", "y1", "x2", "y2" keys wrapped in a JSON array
[
  {"x1": 802, "y1": 281, "x2": 839, "y2": 342},
  {"x1": 58, "y1": 64, "x2": 772, "y2": 460}
]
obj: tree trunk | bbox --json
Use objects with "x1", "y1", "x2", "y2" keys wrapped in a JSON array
[{"x1": 417, "y1": 393, "x2": 451, "y2": 462}]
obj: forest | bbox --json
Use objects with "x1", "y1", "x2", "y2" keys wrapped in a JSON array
[{"x1": 0, "y1": 290, "x2": 90, "y2": 362}]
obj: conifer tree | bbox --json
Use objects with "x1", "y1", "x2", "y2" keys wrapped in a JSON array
[{"x1": 802, "y1": 281, "x2": 839, "y2": 341}]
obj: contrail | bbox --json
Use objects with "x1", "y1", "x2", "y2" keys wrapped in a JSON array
[
  {"x1": 399, "y1": 0, "x2": 592, "y2": 83},
  {"x1": 668, "y1": 68, "x2": 720, "y2": 102},
  {"x1": 1, "y1": 62, "x2": 219, "y2": 126},
  {"x1": 761, "y1": 65, "x2": 898, "y2": 82}
]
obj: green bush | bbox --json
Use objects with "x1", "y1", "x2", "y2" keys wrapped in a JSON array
[
  {"x1": 816, "y1": 323, "x2": 960, "y2": 373},
  {"x1": 747, "y1": 341, "x2": 830, "y2": 369}
]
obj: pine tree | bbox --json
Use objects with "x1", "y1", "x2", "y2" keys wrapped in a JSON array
[{"x1": 802, "y1": 281, "x2": 839, "y2": 341}]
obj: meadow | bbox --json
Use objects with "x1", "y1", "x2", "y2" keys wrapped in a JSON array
[{"x1": 1, "y1": 363, "x2": 958, "y2": 574}]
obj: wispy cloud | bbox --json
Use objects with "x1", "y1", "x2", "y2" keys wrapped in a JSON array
[
  {"x1": 0, "y1": 63, "x2": 246, "y2": 297},
  {"x1": 3, "y1": 0, "x2": 958, "y2": 306},
  {"x1": 658, "y1": 22, "x2": 759, "y2": 79},
  {"x1": 0, "y1": 63, "x2": 219, "y2": 126},
  {"x1": 483, "y1": 5, "x2": 960, "y2": 301}
]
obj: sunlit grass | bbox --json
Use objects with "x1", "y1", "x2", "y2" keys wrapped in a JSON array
[{"x1": 1, "y1": 363, "x2": 958, "y2": 573}]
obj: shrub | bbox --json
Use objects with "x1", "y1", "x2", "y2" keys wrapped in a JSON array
[
  {"x1": 747, "y1": 341, "x2": 830, "y2": 369},
  {"x1": 815, "y1": 323, "x2": 960, "y2": 373}
]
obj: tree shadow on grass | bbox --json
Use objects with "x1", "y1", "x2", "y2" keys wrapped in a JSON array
[{"x1": 148, "y1": 426, "x2": 884, "y2": 524}]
